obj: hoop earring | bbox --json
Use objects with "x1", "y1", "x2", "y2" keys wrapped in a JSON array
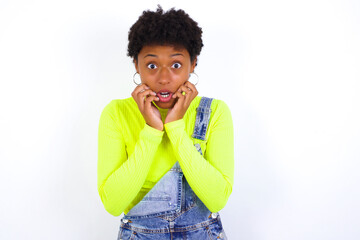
[
  {"x1": 133, "y1": 72, "x2": 142, "y2": 85},
  {"x1": 188, "y1": 72, "x2": 199, "y2": 86}
]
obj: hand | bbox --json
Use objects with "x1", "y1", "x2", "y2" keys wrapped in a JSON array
[
  {"x1": 165, "y1": 81, "x2": 198, "y2": 124},
  {"x1": 131, "y1": 83, "x2": 163, "y2": 131}
]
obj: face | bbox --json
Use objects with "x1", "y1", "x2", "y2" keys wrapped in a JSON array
[{"x1": 134, "y1": 44, "x2": 197, "y2": 109}]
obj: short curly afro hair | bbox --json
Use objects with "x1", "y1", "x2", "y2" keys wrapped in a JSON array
[{"x1": 127, "y1": 5, "x2": 203, "y2": 65}]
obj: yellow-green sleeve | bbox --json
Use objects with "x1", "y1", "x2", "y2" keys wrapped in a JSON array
[
  {"x1": 164, "y1": 100, "x2": 234, "y2": 212},
  {"x1": 97, "y1": 101, "x2": 164, "y2": 216}
]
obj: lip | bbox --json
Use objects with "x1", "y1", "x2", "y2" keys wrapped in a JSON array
[
  {"x1": 157, "y1": 89, "x2": 173, "y2": 94},
  {"x1": 156, "y1": 89, "x2": 174, "y2": 103}
]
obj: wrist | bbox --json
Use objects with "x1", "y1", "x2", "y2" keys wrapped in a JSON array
[
  {"x1": 165, "y1": 118, "x2": 178, "y2": 124},
  {"x1": 164, "y1": 118, "x2": 185, "y2": 133},
  {"x1": 146, "y1": 123, "x2": 163, "y2": 131},
  {"x1": 165, "y1": 115, "x2": 183, "y2": 124},
  {"x1": 153, "y1": 125, "x2": 164, "y2": 131}
]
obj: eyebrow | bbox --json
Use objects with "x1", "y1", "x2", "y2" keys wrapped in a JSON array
[{"x1": 144, "y1": 53, "x2": 184, "y2": 58}]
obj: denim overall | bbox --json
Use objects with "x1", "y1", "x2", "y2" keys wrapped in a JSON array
[{"x1": 118, "y1": 97, "x2": 228, "y2": 240}]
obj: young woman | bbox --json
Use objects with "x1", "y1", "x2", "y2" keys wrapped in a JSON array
[{"x1": 98, "y1": 6, "x2": 234, "y2": 239}]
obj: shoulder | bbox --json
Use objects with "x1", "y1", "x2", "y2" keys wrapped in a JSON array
[
  {"x1": 195, "y1": 96, "x2": 232, "y2": 128},
  {"x1": 99, "y1": 97, "x2": 139, "y2": 131},
  {"x1": 192, "y1": 96, "x2": 232, "y2": 124},
  {"x1": 210, "y1": 98, "x2": 232, "y2": 123},
  {"x1": 193, "y1": 96, "x2": 233, "y2": 138},
  {"x1": 195, "y1": 96, "x2": 231, "y2": 115},
  {"x1": 211, "y1": 98, "x2": 230, "y2": 111},
  {"x1": 101, "y1": 97, "x2": 136, "y2": 115}
]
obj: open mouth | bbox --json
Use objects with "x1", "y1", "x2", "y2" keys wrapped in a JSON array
[{"x1": 157, "y1": 91, "x2": 173, "y2": 102}]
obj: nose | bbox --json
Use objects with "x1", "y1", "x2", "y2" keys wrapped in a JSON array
[{"x1": 158, "y1": 66, "x2": 171, "y2": 85}]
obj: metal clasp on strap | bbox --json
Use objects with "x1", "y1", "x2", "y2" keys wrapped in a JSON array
[{"x1": 195, "y1": 107, "x2": 212, "y2": 113}]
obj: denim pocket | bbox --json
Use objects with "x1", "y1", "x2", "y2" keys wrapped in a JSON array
[{"x1": 125, "y1": 170, "x2": 182, "y2": 217}]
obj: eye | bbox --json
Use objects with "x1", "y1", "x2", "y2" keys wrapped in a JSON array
[
  {"x1": 147, "y1": 63, "x2": 157, "y2": 69},
  {"x1": 172, "y1": 62, "x2": 182, "y2": 69}
]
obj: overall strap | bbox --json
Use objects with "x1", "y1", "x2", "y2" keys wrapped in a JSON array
[{"x1": 192, "y1": 97, "x2": 214, "y2": 155}]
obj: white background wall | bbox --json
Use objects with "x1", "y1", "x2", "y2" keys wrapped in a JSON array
[{"x1": 1, "y1": 0, "x2": 359, "y2": 239}]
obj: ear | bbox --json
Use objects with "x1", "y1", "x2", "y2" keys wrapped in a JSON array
[{"x1": 190, "y1": 57, "x2": 197, "y2": 72}]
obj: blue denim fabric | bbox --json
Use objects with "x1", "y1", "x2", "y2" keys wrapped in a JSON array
[
  {"x1": 118, "y1": 97, "x2": 228, "y2": 239},
  {"x1": 192, "y1": 97, "x2": 213, "y2": 141}
]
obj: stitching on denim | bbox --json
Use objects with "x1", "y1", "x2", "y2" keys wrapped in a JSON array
[
  {"x1": 117, "y1": 226, "x2": 123, "y2": 240},
  {"x1": 155, "y1": 193, "x2": 197, "y2": 221},
  {"x1": 208, "y1": 219, "x2": 226, "y2": 240},
  {"x1": 206, "y1": 226, "x2": 215, "y2": 240},
  {"x1": 130, "y1": 230, "x2": 135, "y2": 240},
  {"x1": 192, "y1": 97, "x2": 213, "y2": 141},
  {"x1": 121, "y1": 218, "x2": 218, "y2": 233},
  {"x1": 156, "y1": 203, "x2": 196, "y2": 222}
]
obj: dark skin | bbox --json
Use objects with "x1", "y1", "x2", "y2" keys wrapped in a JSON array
[{"x1": 131, "y1": 45, "x2": 198, "y2": 131}]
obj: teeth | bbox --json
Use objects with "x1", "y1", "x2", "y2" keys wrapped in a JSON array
[{"x1": 160, "y1": 94, "x2": 169, "y2": 98}]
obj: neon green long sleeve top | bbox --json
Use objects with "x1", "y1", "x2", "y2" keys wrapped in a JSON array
[{"x1": 97, "y1": 96, "x2": 234, "y2": 216}]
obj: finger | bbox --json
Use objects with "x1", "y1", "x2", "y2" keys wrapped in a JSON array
[
  {"x1": 177, "y1": 84, "x2": 197, "y2": 106},
  {"x1": 137, "y1": 89, "x2": 157, "y2": 100},
  {"x1": 144, "y1": 95, "x2": 159, "y2": 109},
  {"x1": 177, "y1": 85, "x2": 192, "y2": 96},
  {"x1": 172, "y1": 87, "x2": 186, "y2": 99},
  {"x1": 132, "y1": 83, "x2": 150, "y2": 96},
  {"x1": 184, "y1": 81, "x2": 198, "y2": 94},
  {"x1": 172, "y1": 90, "x2": 186, "y2": 106},
  {"x1": 133, "y1": 88, "x2": 154, "y2": 111},
  {"x1": 179, "y1": 84, "x2": 192, "y2": 92}
]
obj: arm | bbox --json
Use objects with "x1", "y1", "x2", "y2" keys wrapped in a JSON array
[
  {"x1": 97, "y1": 101, "x2": 164, "y2": 216},
  {"x1": 164, "y1": 100, "x2": 234, "y2": 212}
]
